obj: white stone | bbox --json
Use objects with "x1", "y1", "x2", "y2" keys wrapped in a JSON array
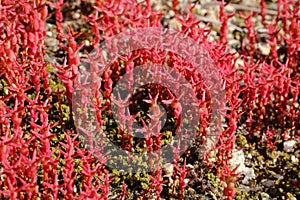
[
  {"x1": 283, "y1": 140, "x2": 296, "y2": 152},
  {"x1": 46, "y1": 31, "x2": 52, "y2": 37},
  {"x1": 242, "y1": 167, "x2": 256, "y2": 184},
  {"x1": 230, "y1": 149, "x2": 256, "y2": 184},
  {"x1": 230, "y1": 149, "x2": 245, "y2": 174},
  {"x1": 260, "y1": 192, "x2": 270, "y2": 200},
  {"x1": 73, "y1": 12, "x2": 80, "y2": 19},
  {"x1": 291, "y1": 155, "x2": 298, "y2": 163},
  {"x1": 184, "y1": 178, "x2": 189, "y2": 184}
]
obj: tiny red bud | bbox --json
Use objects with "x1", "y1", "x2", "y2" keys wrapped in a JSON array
[
  {"x1": 33, "y1": 15, "x2": 39, "y2": 31},
  {"x1": 28, "y1": 32, "x2": 35, "y2": 43},
  {"x1": 7, "y1": 49, "x2": 16, "y2": 62},
  {"x1": 11, "y1": 35, "x2": 18, "y2": 45},
  {"x1": 40, "y1": 5, "x2": 48, "y2": 20}
]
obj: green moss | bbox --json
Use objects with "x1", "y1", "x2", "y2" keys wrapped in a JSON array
[
  {"x1": 51, "y1": 148, "x2": 60, "y2": 159},
  {"x1": 61, "y1": 104, "x2": 70, "y2": 121},
  {"x1": 73, "y1": 159, "x2": 82, "y2": 173},
  {"x1": 46, "y1": 64, "x2": 55, "y2": 74},
  {"x1": 235, "y1": 134, "x2": 247, "y2": 147},
  {"x1": 49, "y1": 76, "x2": 65, "y2": 92},
  {"x1": 0, "y1": 79, "x2": 8, "y2": 96},
  {"x1": 59, "y1": 158, "x2": 66, "y2": 166},
  {"x1": 141, "y1": 182, "x2": 149, "y2": 190},
  {"x1": 59, "y1": 133, "x2": 66, "y2": 140}
]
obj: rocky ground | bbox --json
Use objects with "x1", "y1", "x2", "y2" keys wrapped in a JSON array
[{"x1": 44, "y1": 0, "x2": 300, "y2": 199}]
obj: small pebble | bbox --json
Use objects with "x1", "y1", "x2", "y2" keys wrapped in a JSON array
[
  {"x1": 228, "y1": 39, "x2": 241, "y2": 49},
  {"x1": 242, "y1": 167, "x2": 256, "y2": 184},
  {"x1": 169, "y1": 10, "x2": 175, "y2": 18},
  {"x1": 84, "y1": 40, "x2": 90, "y2": 46},
  {"x1": 73, "y1": 12, "x2": 81, "y2": 19},
  {"x1": 291, "y1": 155, "x2": 298, "y2": 163},
  {"x1": 261, "y1": 179, "x2": 274, "y2": 187},
  {"x1": 258, "y1": 43, "x2": 270, "y2": 56},
  {"x1": 225, "y1": 5, "x2": 235, "y2": 13},
  {"x1": 283, "y1": 140, "x2": 296, "y2": 152},
  {"x1": 260, "y1": 192, "x2": 270, "y2": 200},
  {"x1": 46, "y1": 31, "x2": 52, "y2": 37}
]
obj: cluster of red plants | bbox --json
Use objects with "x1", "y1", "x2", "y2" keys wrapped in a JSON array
[{"x1": 0, "y1": 0, "x2": 299, "y2": 199}]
